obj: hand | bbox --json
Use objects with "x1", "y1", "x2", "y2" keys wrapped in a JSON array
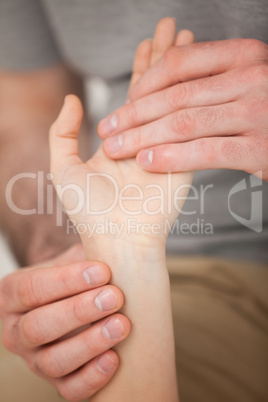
[
  {"x1": 0, "y1": 244, "x2": 130, "y2": 400},
  {"x1": 98, "y1": 38, "x2": 268, "y2": 181},
  {"x1": 49, "y1": 18, "x2": 193, "y2": 257}
]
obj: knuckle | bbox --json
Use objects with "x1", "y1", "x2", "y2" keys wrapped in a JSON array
[
  {"x1": 57, "y1": 383, "x2": 75, "y2": 402},
  {"x1": 127, "y1": 102, "x2": 139, "y2": 125},
  {"x1": 1, "y1": 315, "x2": 22, "y2": 353},
  {"x1": 21, "y1": 312, "x2": 44, "y2": 346},
  {"x1": 242, "y1": 94, "x2": 268, "y2": 122},
  {"x1": 199, "y1": 139, "x2": 216, "y2": 163},
  {"x1": 1, "y1": 328, "x2": 16, "y2": 352},
  {"x1": 72, "y1": 294, "x2": 88, "y2": 325},
  {"x1": 17, "y1": 274, "x2": 41, "y2": 309},
  {"x1": 221, "y1": 139, "x2": 249, "y2": 163},
  {"x1": 0, "y1": 279, "x2": 8, "y2": 313},
  {"x1": 57, "y1": 382, "x2": 83, "y2": 402},
  {"x1": 241, "y1": 39, "x2": 268, "y2": 60},
  {"x1": 170, "y1": 110, "x2": 195, "y2": 139},
  {"x1": 251, "y1": 64, "x2": 268, "y2": 85},
  {"x1": 197, "y1": 107, "x2": 225, "y2": 128},
  {"x1": 133, "y1": 126, "x2": 144, "y2": 149},
  {"x1": 37, "y1": 349, "x2": 65, "y2": 378},
  {"x1": 251, "y1": 134, "x2": 268, "y2": 154},
  {"x1": 0, "y1": 273, "x2": 18, "y2": 314},
  {"x1": 165, "y1": 83, "x2": 190, "y2": 110},
  {"x1": 26, "y1": 356, "x2": 43, "y2": 376},
  {"x1": 163, "y1": 47, "x2": 179, "y2": 71}
]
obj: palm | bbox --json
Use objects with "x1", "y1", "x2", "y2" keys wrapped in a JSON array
[
  {"x1": 51, "y1": 21, "x2": 195, "y2": 247},
  {"x1": 60, "y1": 144, "x2": 192, "y2": 246}
]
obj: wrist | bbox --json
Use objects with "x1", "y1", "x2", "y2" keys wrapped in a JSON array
[{"x1": 82, "y1": 233, "x2": 167, "y2": 273}]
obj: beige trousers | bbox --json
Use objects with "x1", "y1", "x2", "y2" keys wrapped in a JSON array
[{"x1": 0, "y1": 256, "x2": 267, "y2": 401}]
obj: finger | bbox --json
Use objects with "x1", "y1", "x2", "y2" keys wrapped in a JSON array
[
  {"x1": 54, "y1": 349, "x2": 119, "y2": 401},
  {"x1": 99, "y1": 18, "x2": 177, "y2": 138},
  {"x1": 20, "y1": 285, "x2": 124, "y2": 348},
  {"x1": 49, "y1": 94, "x2": 83, "y2": 185},
  {"x1": 175, "y1": 29, "x2": 194, "y2": 46},
  {"x1": 150, "y1": 17, "x2": 176, "y2": 65},
  {"x1": 98, "y1": 67, "x2": 244, "y2": 139},
  {"x1": 127, "y1": 18, "x2": 176, "y2": 99},
  {"x1": 34, "y1": 313, "x2": 130, "y2": 378},
  {"x1": 128, "y1": 39, "x2": 153, "y2": 92},
  {"x1": 136, "y1": 136, "x2": 256, "y2": 173},
  {"x1": 103, "y1": 102, "x2": 249, "y2": 159},
  {"x1": 0, "y1": 260, "x2": 111, "y2": 313},
  {"x1": 130, "y1": 38, "x2": 266, "y2": 101}
]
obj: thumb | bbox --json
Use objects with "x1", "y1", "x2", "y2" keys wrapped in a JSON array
[{"x1": 49, "y1": 94, "x2": 83, "y2": 184}]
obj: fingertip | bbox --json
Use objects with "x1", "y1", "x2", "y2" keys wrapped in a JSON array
[
  {"x1": 156, "y1": 17, "x2": 176, "y2": 33},
  {"x1": 175, "y1": 29, "x2": 195, "y2": 46},
  {"x1": 96, "y1": 350, "x2": 119, "y2": 375},
  {"x1": 137, "y1": 149, "x2": 154, "y2": 170},
  {"x1": 57, "y1": 94, "x2": 83, "y2": 130},
  {"x1": 82, "y1": 262, "x2": 112, "y2": 286},
  {"x1": 98, "y1": 113, "x2": 118, "y2": 138},
  {"x1": 108, "y1": 312, "x2": 132, "y2": 339},
  {"x1": 102, "y1": 136, "x2": 123, "y2": 158},
  {"x1": 106, "y1": 284, "x2": 126, "y2": 310},
  {"x1": 97, "y1": 262, "x2": 112, "y2": 283},
  {"x1": 136, "y1": 38, "x2": 153, "y2": 57}
]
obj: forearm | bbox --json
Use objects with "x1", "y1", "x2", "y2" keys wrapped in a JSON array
[{"x1": 85, "y1": 238, "x2": 178, "y2": 402}]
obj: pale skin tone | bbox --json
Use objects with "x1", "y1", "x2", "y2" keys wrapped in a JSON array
[
  {"x1": 99, "y1": 38, "x2": 268, "y2": 181},
  {"x1": 0, "y1": 63, "x2": 128, "y2": 396},
  {"x1": 0, "y1": 19, "x2": 192, "y2": 400},
  {"x1": 49, "y1": 18, "x2": 192, "y2": 401}
]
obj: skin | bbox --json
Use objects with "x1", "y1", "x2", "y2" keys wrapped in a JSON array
[
  {"x1": 99, "y1": 38, "x2": 268, "y2": 181},
  {"x1": 0, "y1": 18, "x2": 193, "y2": 400},
  {"x1": 49, "y1": 19, "x2": 193, "y2": 401},
  {"x1": 0, "y1": 64, "x2": 129, "y2": 395},
  {"x1": 0, "y1": 244, "x2": 130, "y2": 395}
]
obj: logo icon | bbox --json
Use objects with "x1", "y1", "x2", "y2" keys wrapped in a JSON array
[{"x1": 228, "y1": 172, "x2": 263, "y2": 233}]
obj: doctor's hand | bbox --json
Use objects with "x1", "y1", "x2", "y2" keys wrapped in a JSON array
[
  {"x1": 99, "y1": 38, "x2": 268, "y2": 181},
  {"x1": 0, "y1": 244, "x2": 130, "y2": 399}
]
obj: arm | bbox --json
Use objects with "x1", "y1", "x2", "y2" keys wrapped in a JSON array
[
  {"x1": 86, "y1": 240, "x2": 178, "y2": 401},
  {"x1": 50, "y1": 93, "x2": 183, "y2": 402},
  {"x1": 49, "y1": 20, "x2": 192, "y2": 401},
  {"x1": 0, "y1": 64, "x2": 85, "y2": 265}
]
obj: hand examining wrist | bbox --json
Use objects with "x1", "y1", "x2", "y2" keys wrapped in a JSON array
[
  {"x1": 0, "y1": 244, "x2": 130, "y2": 400},
  {"x1": 98, "y1": 39, "x2": 268, "y2": 180}
]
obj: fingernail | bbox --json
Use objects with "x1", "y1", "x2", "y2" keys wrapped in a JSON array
[
  {"x1": 97, "y1": 353, "x2": 116, "y2": 373},
  {"x1": 104, "y1": 135, "x2": 123, "y2": 154},
  {"x1": 102, "y1": 318, "x2": 124, "y2": 340},
  {"x1": 138, "y1": 149, "x2": 153, "y2": 167},
  {"x1": 99, "y1": 114, "x2": 118, "y2": 136},
  {"x1": 83, "y1": 265, "x2": 105, "y2": 285},
  {"x1": 95, "y1": 289, "x2": 117, "y2": 311}
]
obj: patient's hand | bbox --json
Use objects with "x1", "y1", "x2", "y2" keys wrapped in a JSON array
[
  {"x1": 50, "y1": 95, "x2": 192, "y2": 257},
  {"x1": 50, "y1": 19, "x2": 193, "y2": 259},
  {"x1": 49, "y1": 18, "x2": 194, "y2": 402}
]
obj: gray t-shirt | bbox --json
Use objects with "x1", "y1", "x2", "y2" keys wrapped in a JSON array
[{"x1": 1, "y1": 0, "x2": 268, "y2": 262}]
